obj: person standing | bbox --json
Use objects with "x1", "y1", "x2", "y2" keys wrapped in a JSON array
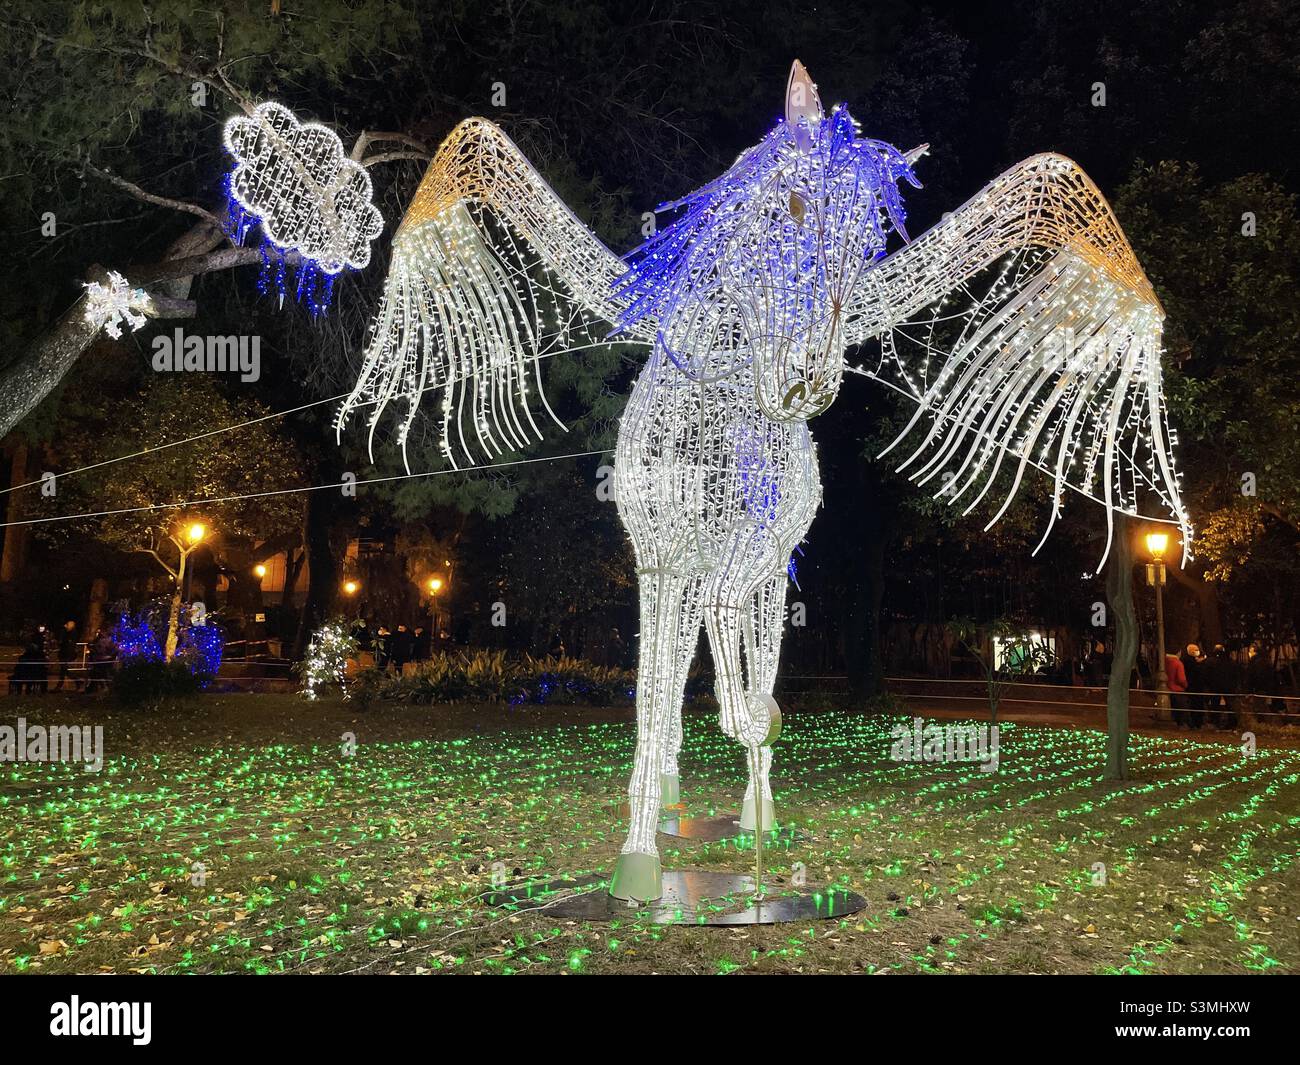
[
  {"x1": 1166, "y1": 651, "x2": 1189, "y2": 726},
  {"x1": 1180, "y1": 643, "x2": 1204, "y2": 730},
  {"x1": 56, "y1": 620, "x2": 80, "y2": 692},
  {"x1": 1246, "y1": 644, "x2": 1284, "y2": 720},
  {"x1": 413, "y1": 625, "x2": 431, "y2": 662},
  {"x1": 390, "y1": 624, "x2": 415, "y2": 674},
  {"x1": 1206, "y1": 644, "x2": 1235, "y2": 728},
  {"x1": 10, "y1": 641, "x2": 46, "y2": 694},
  {"x1": 87, "y1": 629, "x2": 116, "y2": 693}
]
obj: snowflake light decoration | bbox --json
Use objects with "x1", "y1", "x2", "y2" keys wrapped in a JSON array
[
  {"x1": 223, "y1": 101, "x2": 384, "y2": 311},
  {"x1": 337, "y1": 60, "x2": 1190, "y2": 902},
  {"x1": 83, "y1": 270, "x2": 151, "y2": 339}
]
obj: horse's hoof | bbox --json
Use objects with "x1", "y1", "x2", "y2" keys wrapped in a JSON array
[
  {"x1": 740, "y1": 794, "x2": 777, "y2": 832},
  {"x1": 660, "y1": 773, "x2": 682, "y2": 806},
  {"x1": 610, "y1": 851, "x2": 662, "y2": 902}
]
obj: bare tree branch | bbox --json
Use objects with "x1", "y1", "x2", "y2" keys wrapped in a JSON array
[
  {"x1": 130, "y1": 246, "x2": 268, "y2": 285},
  {"x1": 360, "y1": 150, "x2": 431, "y2": 168},
  {"x1": 84, "y1": 164, "x2": 224, "y2": 228},
  {"x1": 350, "y1": 130, "x2": 432, "y2": 162}
]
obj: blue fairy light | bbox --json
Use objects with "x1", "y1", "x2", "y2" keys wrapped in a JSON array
[
  {"x1": 112, "y1": 602, "x2": 225, "y2": 686},
  {"x1": 222, "y1": 170, "x2": 345, "y2": 315}
]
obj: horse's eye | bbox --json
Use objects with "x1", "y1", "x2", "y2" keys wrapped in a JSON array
[{"x1": 788, "y1": 191, "x2": 807, "y2": 225}]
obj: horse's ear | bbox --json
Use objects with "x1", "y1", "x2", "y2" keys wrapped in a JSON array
[
  {"x1": 904, "y1": 143, "x2": 930, "y2": 167},
  {"x1": 785, "y1": 60, "x2": 824, "y2": 130}
]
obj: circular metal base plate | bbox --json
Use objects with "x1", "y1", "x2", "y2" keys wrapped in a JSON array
[
  {"x1": 611, "y1": 802, "x2": 808, "y2": 844},
  {"x1": 659, "y1": 812, "x2": 745, "y2": 840},
  {"x1": 483, "y1": 869, "x2": 865, "y2": 926}
]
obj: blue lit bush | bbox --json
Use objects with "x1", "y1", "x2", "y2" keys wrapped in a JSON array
[{"x1": 110, "y1": 602, "x2": 224, "y2": 705}]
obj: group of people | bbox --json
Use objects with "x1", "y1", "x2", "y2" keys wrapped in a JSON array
[
  {"x1": 349, "y1": 619, "x2": 434, "y2": 674},
  {"x1": 6, "y1": 621, "x2": 119, "y2": 694},
  {"x1": 1164, "y1": 642, "x2": 1282, "y2": 729},
  {"x1": 1042, "y1": 642, "x2": 1145, "y2": 688},
  {"x1": 1030, "y1": 637, "x2": 1292, "y2": 730}
]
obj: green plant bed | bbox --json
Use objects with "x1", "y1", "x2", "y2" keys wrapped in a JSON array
[{"x1": 342, "y1": 651, "x2": 637, "y2": 708}]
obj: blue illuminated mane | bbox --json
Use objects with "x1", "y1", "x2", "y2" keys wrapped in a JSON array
[{"x1": 614, "y1": 105, "x2": 921, "y2": 334}]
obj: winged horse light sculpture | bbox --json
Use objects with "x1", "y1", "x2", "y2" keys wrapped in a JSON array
[{"x1": 337, "y1": 61, "x2": 1190, "y2": 902}]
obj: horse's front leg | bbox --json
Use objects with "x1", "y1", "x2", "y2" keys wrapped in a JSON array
[
  {"x1": 611, "y1": 569, "x2": 693, "y2": 902},
  {"x1": 703, "y1": 547, "x2": 782, "y2": 838},
  {"x1": 739, "y1": 574, "x2": 786, "y2": 830}
]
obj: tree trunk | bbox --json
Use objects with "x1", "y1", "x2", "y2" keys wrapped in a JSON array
[
  {"x1": 164, "y1": 589, "x2": 183, "y2": 662},
  {"x1": 0, "y1": 218, "x2": 244, "y2": 439},
  {"x1": 0, "y1": 441, "x2": 31, "y2": 581},
  {"x1": 0, "y1": 275, "x2": 195, "y2": 439},
  {"x1": 282, "y1": 547, "x2": 305, "y2": 611},
  {"x1": 1105, "y1": 515, "x2": 1138, "y2": 781},
  {"x1": 0, "y1": 292, "x2": 111, "y2": 440},
  {"x1": 292, "y1": 489, "x2": 340, "y2": 660},
  {"x1": 85, "y1": 577, "x2": 109, "y2": 643}
]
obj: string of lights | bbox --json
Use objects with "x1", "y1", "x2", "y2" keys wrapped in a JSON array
[
  {"x1": 12, "y1": 714, "x2": 1291, "y2": 974},
  {"x1": 0, "y1": 448, "x2": 611, "y2": 531},
  {"x1": 0, "y1": 337, "x2": 620, "y2": 500},
  {"x1": 843, "y1": 364, "x2": 1182, "y2": 528}
]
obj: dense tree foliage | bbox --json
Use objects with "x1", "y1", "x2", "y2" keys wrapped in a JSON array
[{"x1": 0, "y1": 1, "x2": 1295, "y2": 682}]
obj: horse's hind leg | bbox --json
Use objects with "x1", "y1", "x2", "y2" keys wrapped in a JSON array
[{"x1": 611, "y1": 569, "x2": 697, "y2": 902}]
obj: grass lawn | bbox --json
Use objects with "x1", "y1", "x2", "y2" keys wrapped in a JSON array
[{"x1": 2, "y1": 693, "x2": 1297, "y2": 974}]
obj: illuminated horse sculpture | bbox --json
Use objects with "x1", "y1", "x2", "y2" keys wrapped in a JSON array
[{"x1": 339, "y1": 62, "x2": 1189, "y2": 902}]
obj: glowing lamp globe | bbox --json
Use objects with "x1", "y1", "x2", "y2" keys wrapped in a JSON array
[{"x1": 1146, "y1": 531, "x2": 1170, "y2": 560}]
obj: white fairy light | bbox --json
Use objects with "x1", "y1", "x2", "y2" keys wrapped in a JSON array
[
  {"x1": 301, "y1": 619, "x2": 357, "y2": 701},
  {"x1": 338, "y1": 61, "x2": 1189, "y2": 902},
  {"x1": 224, "y1": 101, "x2": 383, "y2": 274}
]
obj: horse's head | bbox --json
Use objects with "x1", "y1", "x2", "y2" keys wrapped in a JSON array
[{"x1": 617, "y1": 61, "x2": 923, "y2": 423}]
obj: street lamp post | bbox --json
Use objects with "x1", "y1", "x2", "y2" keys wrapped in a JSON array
[
  {"x1": 341, "y1": 579, "x2": 361, "y2": 620},
  {"x1": 1145, "y1": 531, "x2": 1170, "y2": 712},
  {"x1": 180, "y1": 522, "x2": 205, "y2": 601},
  {"x1": 427, "y1": 576, "x2": 443, "y2": 645}
]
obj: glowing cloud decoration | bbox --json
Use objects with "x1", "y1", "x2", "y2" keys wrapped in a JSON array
[
  {"x1": 338, "y1": 60, "x2": 1189, "y2": 902},
  {"x1": 223, "y1": 101, "x2": 383, "y2": 311}
]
